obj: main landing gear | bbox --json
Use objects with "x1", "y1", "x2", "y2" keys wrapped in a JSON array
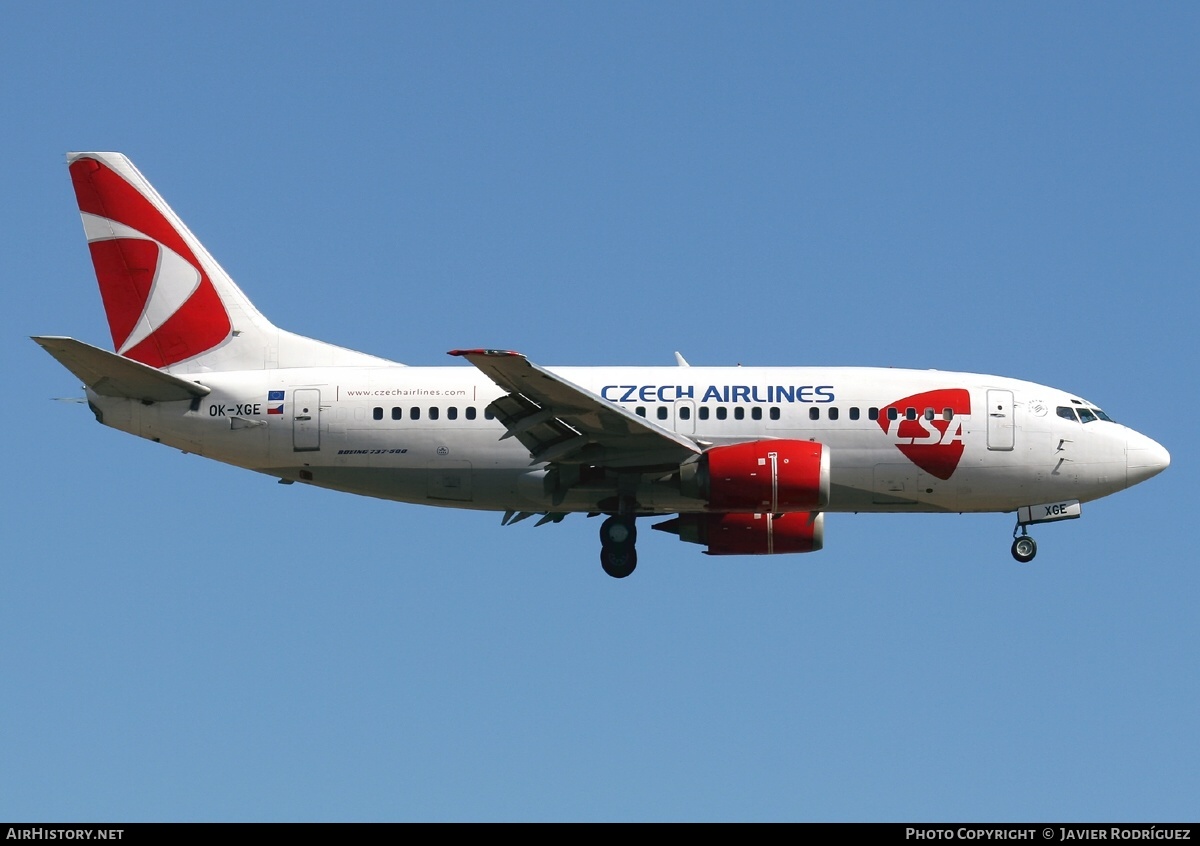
[
  {"x1": 1011, "y1": 524, "x2": 1038, "y2": 563},
  {"x1": 599, "y1": 514, "x2": 638, "y2": 578}
]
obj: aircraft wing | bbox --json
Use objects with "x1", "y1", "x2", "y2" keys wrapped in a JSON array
[{"x1": 449, "y1": 349, "x2": 701, "y2": 468}]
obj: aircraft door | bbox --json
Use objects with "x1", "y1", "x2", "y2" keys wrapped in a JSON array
[
  {"x1": 986, "y1": 389, "x2": 1014, "y2": 451},
  {"x1": 293, "y1": 388, "x2": 321, "y2": 452}
]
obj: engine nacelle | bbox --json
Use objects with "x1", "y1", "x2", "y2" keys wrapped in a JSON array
[
  {"x1": 653, "y1": 512, "x2": 825, "y2": 555},
  {"x1": 680, "y1": 439, "x2": 830, "y2": 512}
]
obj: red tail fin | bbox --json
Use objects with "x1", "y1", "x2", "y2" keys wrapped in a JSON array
[{"x1": 69, "y1": 155, "x2": 232, "y2": 368}]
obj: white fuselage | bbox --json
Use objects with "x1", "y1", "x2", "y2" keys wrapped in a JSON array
[
  {"x1": 44, "y1": 152, "x2": 1171, "y2": 572},
  {"x1": 86, "y1": 363, "x2": 1162, "y2": 516}
]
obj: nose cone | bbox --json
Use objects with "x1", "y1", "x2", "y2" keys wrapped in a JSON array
[{"x1": 1127, "y1": 433, "x2": 1170, "y2": 486}]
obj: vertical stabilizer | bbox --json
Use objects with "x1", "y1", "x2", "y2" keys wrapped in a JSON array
[{"x1": 67, "y1": 152, "x2": 395, "y2": 373}]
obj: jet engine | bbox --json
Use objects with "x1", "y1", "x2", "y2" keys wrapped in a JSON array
[
  {"x1": 653, "y1": 512, "x2": 825, "y2": 555},
  {"x1": 679, "y1": 439, "x2": 830, "y2": 512}
]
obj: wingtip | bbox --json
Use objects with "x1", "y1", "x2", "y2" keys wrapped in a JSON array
[{"x1": 448, "y1": 348, "x2": 523, "y2": 358}]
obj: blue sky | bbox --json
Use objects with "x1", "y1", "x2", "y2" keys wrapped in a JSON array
[{"x1": 3, "y1": 2, "x2": 1196, "y2": 822}]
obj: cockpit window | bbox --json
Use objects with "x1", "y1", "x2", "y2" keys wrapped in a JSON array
[
  {"x1": 1091, "y1": 408, "x2": 1114, "y2": 422},
  {"x1": 1057, "y1": 406, "x2": 1078, "y2": 422},
  {"x1": 1077, "y1": 408, "x2": 1098, "y2": 424}
]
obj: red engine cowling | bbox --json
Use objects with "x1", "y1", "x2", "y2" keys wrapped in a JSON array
[
  {"x1": 680, "y1": 439, "x2": 830, "y2": 512},
  {"x1": 653, "y1": 512, "x2": 825, "y2": 555}
]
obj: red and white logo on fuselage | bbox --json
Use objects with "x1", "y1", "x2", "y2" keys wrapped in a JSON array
[
  {"x1": 877, "y1": 389, "x2": 970, "y2": 480},
  {"x1": 69, "y1": 157, "x2": 231, "y2": 369}
]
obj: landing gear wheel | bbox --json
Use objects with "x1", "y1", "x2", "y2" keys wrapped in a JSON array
[
  {"x1": 599, "y1": 513, "x2": 638, "y2": 578},
  {"x1": 601, "y1": 546, "x2": 638, "y2": 579},
  {"x1": 600, "y1": 515, "x2": 637, "y2": 547},
  {"x1": 1011, "y1": 536, "x2": 1037, "y2": 563}
]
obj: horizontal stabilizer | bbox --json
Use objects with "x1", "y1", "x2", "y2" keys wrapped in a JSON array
[{"x1": 32, "y1": 336, "x2": 211, "y2": 402}]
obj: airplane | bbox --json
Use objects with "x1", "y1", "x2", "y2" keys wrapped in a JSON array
[{"x1": 34, "y1": 152, "x2": 1170, "y2": 578}]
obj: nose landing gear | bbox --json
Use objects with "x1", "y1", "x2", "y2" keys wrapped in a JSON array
[
  {"x1": 1009, "y1": 500, "x2": 1083, "y2": 563},
  {"x1": 1011, "y1": 524, "x2": 1037, "y2": 563},
  {"x1": 1011, "y1": 533, "x2": 1038, "y2": 563}
]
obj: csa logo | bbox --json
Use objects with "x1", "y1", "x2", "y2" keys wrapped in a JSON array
[{"x1": 877, "y1": 389, "x2": 971, "y2": 480}]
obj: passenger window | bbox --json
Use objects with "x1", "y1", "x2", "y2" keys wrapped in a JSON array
[
  {"x1": 849, "y1": 407, "x2": 860, "y2": 420},
  {"x1": 769, "y1": 407, "x2": 780, "y2": 420},
  {"x1": 869, "y1": 407, "x2": 880, "y2": 421},
  {"x1": 734, "y1": 407, "x2": 745, "y2": 420},
  {"x1": 447, "y1": 407, "x2": 458, "y2": 420},
  {"x1": 905, "y1": 407, "x2": 917, "y2": 420},
  {"x1": 942, "y1": 408, "x2": 953, "y2": 420},
  {"x1": 429, "y1": 407, "x2": 439, "y2": 420},
  {"x1": 699, "y1": 407, "x2": 710, "y2": 420},
  {"x1": 716, "y1": 407, "x2": 728, "y2": 420},
  {"x1": 466, "y1": 407, "x2": 477, "y2": 420},
  {"x1": 828, "y1": 407, "x2": 839, "y2": 421},
  {"x1": 809, "y1": 407, "x2": 820, "y2": 420},
  {"x1": 656, "y1": 406, "x2": 668, "y2": 420},
  {"x1": 373, "y1": 407, "x2": 383, "y2": 421},
  {"x1": 392, "y1": 407, "x2": 402, "y2": 420},
  {"x1": 924, "y1": 407, "x2": 935, "y2": 420},
  {"x1": 484, "y1": 408, "x2": 494, "y2": 420},
  {"x1": 1057, "y1": 406, "x2": 1078, "y2": 422},
  {"x1": 635, "y1": 407, "x2": 646, "y2": 417},
  {"x1": 886, "y1": 408, "x2": 898, "y2": 421},
  {"x1": 1078, "y1": 408, "x2": 1097, "y2": 424},
  {"x1": 751, "y1": 407, "x2": 762, "y2": 420},
  {"x1": 411, "y1": 407, "x2": 421, "y2": 421},
  {"x1": 679, "y1": 406, "x2": 691, "y2": 420}
]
